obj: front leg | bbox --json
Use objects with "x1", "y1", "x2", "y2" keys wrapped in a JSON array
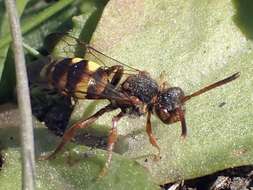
[
  {"x1": 177, "y1": 107, "x2": 187, "y2": 137},
  {"x1": 146, "y1": 111, "x2": 161, "y2": 159}
]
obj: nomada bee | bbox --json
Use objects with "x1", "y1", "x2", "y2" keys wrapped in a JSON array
[{"x1": 40, "y1": 34, "x2": 240, "y2": 176}]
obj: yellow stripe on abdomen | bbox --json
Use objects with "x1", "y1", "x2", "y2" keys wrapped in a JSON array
[
  {"x1": 74, "y1": 74, "x2": 90, "y2": 98},
  {"x1": 87, "y1": 61, "x2": 100, "y2": 72},
  {"x1": 71, "y1": 57, "x2": 84, "y2": 64}
]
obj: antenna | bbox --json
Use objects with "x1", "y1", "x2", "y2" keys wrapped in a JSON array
[{"x1": 183, "y1": 72, "x2": 240, "y2": 102}]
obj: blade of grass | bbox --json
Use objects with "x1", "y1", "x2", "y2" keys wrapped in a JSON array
[
  {"x1": 0, "y1": 0, "x2": 75, "y2": 49},
  {"x1": 23, "y1": 42, "x2": 42, "y2": 58}
]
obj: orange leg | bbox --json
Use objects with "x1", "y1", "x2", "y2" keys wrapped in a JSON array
[
  {"x1": 99, "y1": 112, "x2": 124, "y2": 177},
  {"x1": 40, "y1": 104, "x2": 115, "y2": 160},
  {"x1": 146, "y1": 111, "x2": 161, "y2": 159},
  {"x1": 177, "y1": 107, "x2": 187, "y2": 138}
]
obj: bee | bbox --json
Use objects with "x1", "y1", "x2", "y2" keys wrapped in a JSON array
[{"x1": 41, "y1": 34, "x2": 240, "y2": 176}]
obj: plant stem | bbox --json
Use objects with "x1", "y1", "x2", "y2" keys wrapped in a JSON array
[{"x1": 4, "y1": 0, "x2": 36, "y2": 189}]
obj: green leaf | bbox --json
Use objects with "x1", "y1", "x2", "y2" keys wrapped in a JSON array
[
  {"x1": 0, "y1": 105, "x2": 160, "y2": 190},
  {"x1": 61, "y1": 0, "x2": 253, "y2": 185}
]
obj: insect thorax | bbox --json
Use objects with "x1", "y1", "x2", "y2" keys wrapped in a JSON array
[{"x1": 121, "y1": 73, "x2": 159, "y2": 104}]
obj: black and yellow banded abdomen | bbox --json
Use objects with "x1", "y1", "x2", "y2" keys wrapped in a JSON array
[{"x1": 46, "y1": 58, "x2": 109, "y2": 99}]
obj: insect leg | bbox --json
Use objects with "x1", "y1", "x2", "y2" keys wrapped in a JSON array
[
  {"x1": 99, "y1": 112, "x2": 125, "y2": 177},
  {"x1": 177, "y1": 107, "x2": 187, "y2": 137},
  {"x1": 106, "y1": 65, "x2": 124, "y2": 87},
  {"x1": 146, "y1": 111, "x2": 161, "y2": 159},
  {"x1": 40, "y1": 104, "x2": 115, "y2": 160},
  {"x1": 159, "y1": 71, "x2": 170, "y2": 90}
]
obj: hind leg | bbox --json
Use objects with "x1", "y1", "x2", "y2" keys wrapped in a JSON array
[{"x1": 40, "y1": 104, "x2": 115, "y2": 160}]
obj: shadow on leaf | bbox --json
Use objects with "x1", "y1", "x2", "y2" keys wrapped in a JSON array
[{"x1": 232, "y1": 0, "x2": 253, "y2": 40}]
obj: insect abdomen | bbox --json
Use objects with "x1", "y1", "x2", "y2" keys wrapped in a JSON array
[{"x1": 47, "y1": 58, "x2": 108, "y2": 99}]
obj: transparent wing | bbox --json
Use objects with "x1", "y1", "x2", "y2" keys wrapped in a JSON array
[
  {"x1": 70, "y1": 75, "x2": 136, "y2": 105},
  {"x1": 49, "y1": 32, "x2": 141, "y2": 75}
]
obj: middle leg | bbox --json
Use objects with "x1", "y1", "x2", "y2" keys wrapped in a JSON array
[{"x1": 99, "y1": 111, "x2": 125, "y2": 177}]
